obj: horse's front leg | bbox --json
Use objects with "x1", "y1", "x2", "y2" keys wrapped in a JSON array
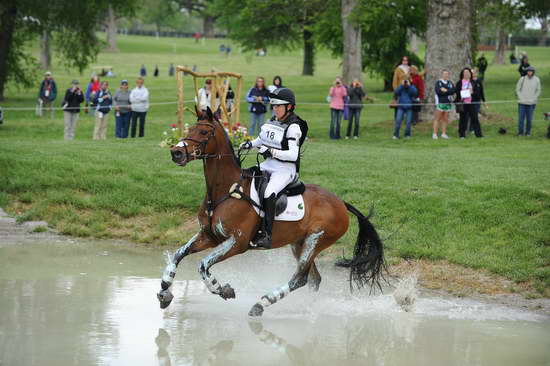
[
  {"x1": 198, "y1": 236, "x2": 247, "y2": 301},
  {"x1": 157, "y1": 231, "x2": 214, "y2": 309}
]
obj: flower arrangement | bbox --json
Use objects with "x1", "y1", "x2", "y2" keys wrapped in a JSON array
[
  {"x1": 224, "y1": 121, "x2": 250, "y2": 147},
  {"x1": 159, "y1": 123, "x2": 188, "y2": 148}
]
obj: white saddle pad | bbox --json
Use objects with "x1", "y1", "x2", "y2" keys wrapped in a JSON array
[{"x1": 250, "y1": 177, "x2": 305, "y2": 222}]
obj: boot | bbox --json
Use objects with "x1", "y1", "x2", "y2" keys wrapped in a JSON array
[{"x1": 255, "y1": 193, "x2": 277, "y2": 249}]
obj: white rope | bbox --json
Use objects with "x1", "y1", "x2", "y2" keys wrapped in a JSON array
[{"x1": 0, "y1": 98, "x2": 548, "y2": 111}]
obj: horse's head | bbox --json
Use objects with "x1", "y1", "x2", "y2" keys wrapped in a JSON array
[{"x1": 170, "y1": 107, "x2": 221, "y2": 166}]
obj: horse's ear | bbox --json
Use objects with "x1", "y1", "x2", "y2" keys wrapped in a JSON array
[
  {"x1": 195, "y1": 105, "x2": 202, "y2": 120},
  {"x1": 206, "y1": 107, "x2": 214, "y2": 121}
]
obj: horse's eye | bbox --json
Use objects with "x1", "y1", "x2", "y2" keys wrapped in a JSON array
[{"x1": 200, "y1": 130, "x2": 209, "y2": 135}]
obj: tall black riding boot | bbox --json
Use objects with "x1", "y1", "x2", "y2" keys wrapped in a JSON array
[{"x1": 255, "y1": 193, "x2": 277, "y2": 249}]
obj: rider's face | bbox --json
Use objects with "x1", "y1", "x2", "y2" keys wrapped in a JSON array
[{"x1": 273, "y1": 104, "x2": 287, "y2": 119}]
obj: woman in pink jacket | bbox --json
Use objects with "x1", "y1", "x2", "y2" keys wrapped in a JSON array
[{"x1": 328, "y1": 77, "x2": 348, "y2": 139}]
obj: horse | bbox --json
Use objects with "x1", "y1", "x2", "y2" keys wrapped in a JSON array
[{"x1": 157, "y1": 108, "x2": 385, "y2": 317}]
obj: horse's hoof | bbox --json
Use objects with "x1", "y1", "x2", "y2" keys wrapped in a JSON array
[
  {"x1": 248, "y1": 303, "x2": 264, "y2": 317},
  {"x1": 157, "y1": 289, "x2": 174, "y2": 309},
  {"x1": 220, "y1": 284, "x2": 236, "y2": 300}
]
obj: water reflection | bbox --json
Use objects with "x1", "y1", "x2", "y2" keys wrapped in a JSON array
[{"x1": 0, "y1": 242, "x2": 549, "y2": 366}]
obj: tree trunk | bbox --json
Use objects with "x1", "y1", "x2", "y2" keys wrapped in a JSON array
[
  {"x1": 341, "y1": 0, "x2": 363, "y2": 85},
  {"x1": 105, "y1": 5, "x2": 118, "y2": 52},
  {"x1": 410, "y1": 32, "x2": 418, "y2": 53},
  {"x1": 538, "y1": 17, "x2": 549, "y2": 47},
  {"x1": 0, "y1": 4, "x2": 17, "y2": 101},
  {"x1": 302, "y1": 29, "x2": 315, "y2": 76},
  {"x1": 493, "y1": 26, "x2": 506, "y2": 65},
  {"x1": 423, "y1": 0, "x2": 473, "y2": 120},
  {"x1": 40, "y1": 30, "x2": 51, "y2": 70},
  {"x1": 202, "y1": 15, "x2": 216, "y2": 38}
]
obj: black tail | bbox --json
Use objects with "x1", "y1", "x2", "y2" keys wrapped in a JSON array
[{"x1": 337, "y1": 202, "x2": 385, "y2": 292}]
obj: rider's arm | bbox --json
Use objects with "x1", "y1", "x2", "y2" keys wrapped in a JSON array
[
  {"x1": 249, "y1": 137, "x2": 262, "y2": 148},
  {"x1": 271, "y1": 124, "x2": 302, "y2": 162}
]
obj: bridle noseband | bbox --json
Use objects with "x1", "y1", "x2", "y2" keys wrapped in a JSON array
[{"x1": 179, "y1": 122, "x2": 219, "y2": 162}]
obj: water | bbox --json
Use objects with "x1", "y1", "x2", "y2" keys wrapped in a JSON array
[{"x1": 1, "y1": 240, "x2": 549, "y2": 366}]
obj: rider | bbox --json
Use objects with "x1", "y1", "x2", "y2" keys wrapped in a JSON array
[{"x1": 240, "y1": 88, "x2": 308, "y2": 249}]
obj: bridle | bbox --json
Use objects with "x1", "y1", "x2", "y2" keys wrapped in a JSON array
[{"x1": 178, "y1": 121, "x2": 219, "y2": 162}]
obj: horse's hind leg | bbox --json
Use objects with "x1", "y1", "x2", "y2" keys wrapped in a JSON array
[
  {"x1": 291, "y1": 243, "x2": 321, "y2": 292},
  {"x1": 157, "y1": 231, "x2": 213, "y2": 309},
  {"x1": 249, "y1": 231, "x2": 325, "y2": 317}
]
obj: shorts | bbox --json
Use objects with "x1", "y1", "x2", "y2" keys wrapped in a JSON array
[{"x1": 436, "y1": 103, "x2": 452, "y2": 112}]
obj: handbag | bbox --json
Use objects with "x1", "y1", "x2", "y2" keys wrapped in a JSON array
[{"x1": 389, "y1": 99, "x2": 397, "y2": 109}]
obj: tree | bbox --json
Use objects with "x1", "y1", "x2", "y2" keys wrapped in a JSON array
[
  {"x1": 212, "y1": 0, "x2": 328, "y2": 76},
  {"x1": 0, "y1": 0, "x2": 137, "y2": 101},
  {"x1": 423, "y1": 0, "x2": 473, "y2": 118},
  {"x1": 40, "y1": 31, "x2": 51, "y2": 70},
  {"x1": 521, "y1": 0, "x2": 550, "y2": 46},
  {"x1": 174, "y1": 0, "x2": 218, "y2": 38},
  {"x1": 317, "y1": 0, "x2": 426, "y2": 90},
  {"x1": 341, "y1": 0, "x2": 363, "y2": 85},
  {"x1": 142, "y1": 0, "x2": 181, "y2": 34},
  {"x1": 106, "y1": 5, "x2": 118, "y2": 51}
]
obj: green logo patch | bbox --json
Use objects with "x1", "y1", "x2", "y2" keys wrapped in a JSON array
[{"x1": 298, "y1": 203, "x2": 304, "y2": 210}]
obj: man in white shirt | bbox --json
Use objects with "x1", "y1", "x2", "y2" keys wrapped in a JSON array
[{"x1": 129, "y1": 77, "x2": 150, "y2": 138}]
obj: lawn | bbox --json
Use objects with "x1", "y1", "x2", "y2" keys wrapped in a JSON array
[{"x1": 0, "y1": 35, "x2": 549, "y2": 294}]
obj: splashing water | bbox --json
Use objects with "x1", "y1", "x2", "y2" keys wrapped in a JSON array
[{"x1": 393, "y1": 272, "x2": 418, "y2": 312}]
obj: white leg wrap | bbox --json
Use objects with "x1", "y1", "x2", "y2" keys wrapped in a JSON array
[
  {"x1": 161, "y1": 233, "x2": 198, "y2": 287},
  {"x1": 199, "y1": 237, "x2": 236, "y2": 293}
]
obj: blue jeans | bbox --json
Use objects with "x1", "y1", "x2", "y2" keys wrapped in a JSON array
[
  {"x1": 115, "y1": 112, "x2": 131, "y2": 138},
  {"x1": 249, "y1": 113, "x2": 265, "y2": 136},
  {"x1": 330, "y1": 108, "x2": 343, "y2": 139},
  {"x1": 346, "y1": 108, "x2": 362, "y2": 137},
  {"x1": 394, "y1": 108, "x2": 413, "y2": 138},
  {"x1": 518, "y1": 104, "x2": 536, "y2": 135}
]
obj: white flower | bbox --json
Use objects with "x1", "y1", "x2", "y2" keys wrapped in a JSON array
[{"x1": 163, "y1": 131, "x2": 168, "y2": 135}]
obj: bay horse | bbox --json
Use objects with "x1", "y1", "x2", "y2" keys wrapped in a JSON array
[{"x1": 157, "y1": 108, "x2": 384, "y2": 317}]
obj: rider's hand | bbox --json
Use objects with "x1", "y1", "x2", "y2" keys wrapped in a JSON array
[
  {"x1": 258, "y1": 146, "x2": 272, "y2": 159},
  {"x1": 239, "y1": 141, "x2": 252, "y2": 150}
]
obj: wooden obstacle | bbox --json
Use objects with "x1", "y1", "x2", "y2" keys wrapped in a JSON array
[{"x1": 175, "y1": 66, "x2": 243, "y2": 133}]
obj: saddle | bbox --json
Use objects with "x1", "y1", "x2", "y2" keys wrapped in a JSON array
[{"x1": 244, "y1": 166, "x2": 305, "y2": 216}]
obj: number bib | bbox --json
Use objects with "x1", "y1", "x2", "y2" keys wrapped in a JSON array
[{"x1": 259, "y1": 122, "x2": 287, "y2": 149}]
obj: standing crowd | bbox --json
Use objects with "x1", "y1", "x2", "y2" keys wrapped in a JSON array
[{"x1": 38, "y1": 72, "x2": 150, "y2": 141}]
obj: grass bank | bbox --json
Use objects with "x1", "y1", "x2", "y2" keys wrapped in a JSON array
[{"x1": 0, "y1": 35, "x2": 549, "y2": 295}]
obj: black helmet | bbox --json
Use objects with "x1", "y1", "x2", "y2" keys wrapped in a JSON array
[{"x1": 268, "y1": 88, "x2": 296, "y2": 105}]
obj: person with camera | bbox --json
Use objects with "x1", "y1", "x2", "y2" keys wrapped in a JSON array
[
  {"x1": 345, "y1": 79, "x2": 366, "y2": 139},
  {"x1": 61, "y1": 80, "x2": 84, "y2": 140},
  {"x1": 328, "y1": 77, "x2": 348, "y2": 139},
  {"x1": 392, "y1": 78, "x2": 418, "y2": 139},
  {"x1": 246, "y1": 76, "x2": 270, "y2": 136}
]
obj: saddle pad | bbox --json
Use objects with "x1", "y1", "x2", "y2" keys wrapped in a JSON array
[{"x1": 250, "y1": 177, "x2": 305, "y2": 222}]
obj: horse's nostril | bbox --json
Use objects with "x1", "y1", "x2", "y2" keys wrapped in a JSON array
[{"x1": 172, "y1": 150, "x2": 184, "y2": 161}]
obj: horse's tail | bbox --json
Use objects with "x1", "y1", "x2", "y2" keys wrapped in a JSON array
[{"x1": 337, "y1": 202, "x2": 385, "y2": 292}]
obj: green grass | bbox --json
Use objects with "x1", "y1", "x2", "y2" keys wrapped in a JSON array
[{"x1": 0, "y1": 35, "x2": 549, "y2": 293}]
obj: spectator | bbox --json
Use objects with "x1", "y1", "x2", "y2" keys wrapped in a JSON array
[
  {"x1": 516, "y1": 66, "x2": 541, "y2": 136},
  {"x1": 246, "y1": 76, "x2": 269, "y2": 136},
  {"x1": 225, "y1": 46, "x2": 231, "y2": 57},
  {"x1": 61, "y1": 80, "x2": 84, "y2": 140},
  {"x1": 392, "y1": 56, "x2": 410, "y2": 91},
  {"x1": 114, "y1": 80, "x2": 132, "y2": 139},
  {"x1": 476, "y1": 53, "x2": 488, "y2": 81},
  {"x1": 92, "y1": 81, "x2": 112, "y2": 140},
  {"x1": 38, "y1": 71, "x2": 57, "y2": 118},
  {"x1": 140, "y1": 64, "x2": 147, "y2": 77},
  {"x1": 433, "y1": 70, "x2": 455, "y2": 140},
  {"x1": 154, "y1": 65, "x2": 159, "y2": 77},
  {"x1": 226, "y1": 83, "x2": 235, "y2": 113},
  {"x1": 471, "y1": 68, "x2": 487, "y2": 133},
  {"x1": 510, "y1": 53, "x2": 518, "y2": 64},
  {"x1": 518, "y1": 57, "x2": 531, "y2": 77},
  {"x1": 169, "y1": 63, "x2": 175, "y2": 77},
  {"x1": 392, "y1": 78, "x2": 417, "y2": 139},
  {"x1": 346, "y1": 79, "x2": 366, "y2": 139},
  {"x1": 85, "y1": 75, "x2": 101, "y2": 115},
  {"x1": 129, "y1": 77, "x2": 150, "y2": 138},
  {"x1": 197, "y1": 79, "x2": 213, "y2": 111},
  {"x1": 410, "y1": 65, "x2": 425, "y2": 124},
  {"x1": 193, "y1": 32, "x2": 201, "y2": 43},
  {"x1": 268, "y1": 76, "x2": 284, "y2": 115},
  {"x1": 328, "y1": 77, "x2": 347, "y2": 139},
  {"x1": 455, "y1": 67, "x2": 482, "y2": 139},
  {"x1": 219, "y1": 44, "x2": 226, "y2": 53}
]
